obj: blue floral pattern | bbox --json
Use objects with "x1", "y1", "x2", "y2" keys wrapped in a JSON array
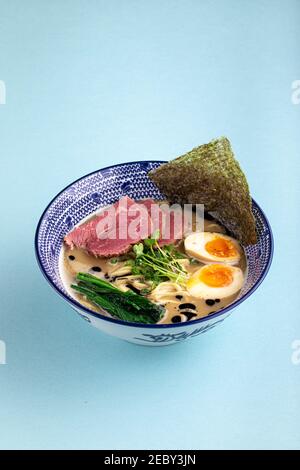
[{"x1": 134, "y1": 317, "x2": 228, "y2": 342}]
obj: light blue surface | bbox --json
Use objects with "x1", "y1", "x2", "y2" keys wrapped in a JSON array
[{"x1": 0, "y1": 0, "x2": 299, "y2": 450}]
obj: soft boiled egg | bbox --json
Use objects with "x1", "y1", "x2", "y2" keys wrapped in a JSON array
[
  {"x1": 184, "y1": 232, "x2": 242, "y2": 265},
  {"x1": 187, "y1": 263, "x2": 244, "y2": 299}
]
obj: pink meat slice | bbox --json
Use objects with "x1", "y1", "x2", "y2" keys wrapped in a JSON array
[
  {"x1": 64, "y1": 196, "x2": 184, "y2": 257},
  {"x1": 64, "y1": 196, "x2": 151, "y2": 257},
  {"x1": 138, "y1": 199, "x2": 183, "y2": 246}
]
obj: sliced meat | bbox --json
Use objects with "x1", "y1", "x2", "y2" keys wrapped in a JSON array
[
  {"x1": 64, "y1": 196, "x2": 151, "y2": 257},
  {"x1": 64, "y1": 196, "x2": 184, "y2": 257},
  {"x1": 138, "y1": 199, "x2": 183, "y2": 246},
  {"x1": 159, "y1": 205, "x2": 184, "y2": 245}
]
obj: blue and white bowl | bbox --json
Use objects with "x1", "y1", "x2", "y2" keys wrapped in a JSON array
[{"x1": 35, "y1": 161, "x2": 273, "y2": 346}]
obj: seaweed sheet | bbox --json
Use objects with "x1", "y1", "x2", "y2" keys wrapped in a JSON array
[{"x1": 149, "y1": 137, "x2": 257, "y2": 245}]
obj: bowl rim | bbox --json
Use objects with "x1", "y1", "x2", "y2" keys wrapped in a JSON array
[{"x1": 35, "y1": 160, "x2": 274, "y2": 329}]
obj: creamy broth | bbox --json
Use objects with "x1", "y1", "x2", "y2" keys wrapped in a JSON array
[{"x1": 61, "y1": 212, "x2": 247, "y2": 325}]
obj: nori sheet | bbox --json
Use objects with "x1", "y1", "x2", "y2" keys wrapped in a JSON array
[{"x1": 149, "y1": 137, "x2": 257, "y2": 245}]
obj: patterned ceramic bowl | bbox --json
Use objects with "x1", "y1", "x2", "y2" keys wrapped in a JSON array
[{"x1": 35, "y1": 161, "x2": 273, "y2": 346}]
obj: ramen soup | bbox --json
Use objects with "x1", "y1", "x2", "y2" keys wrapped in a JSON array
[{"x1": 61, "y1": 198, "x2": 247, "y2": 325}]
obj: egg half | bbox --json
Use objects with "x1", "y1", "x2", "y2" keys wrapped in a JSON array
[
  {"x1": 184, "y1": 232, "x2": 241, "y2": 265},
  {"x1": 187, "y1": 264, "x2": 244, "y2": 299}
]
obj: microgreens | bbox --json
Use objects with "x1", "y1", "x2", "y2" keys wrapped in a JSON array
[{"x1": 131, "y1": 230, "x2": 188, "y2": 289}]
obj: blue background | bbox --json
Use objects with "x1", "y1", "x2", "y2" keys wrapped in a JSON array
[{"x1": 0, "y1": 0, "x2": 299, "y2": 450}]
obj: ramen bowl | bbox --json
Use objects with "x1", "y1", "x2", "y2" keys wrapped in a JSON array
[{"x1": 35, "y1": 161, "x2": 273, "y2": 346}]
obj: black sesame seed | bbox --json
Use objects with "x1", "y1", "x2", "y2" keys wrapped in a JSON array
[
  {"x1": 91, "y1": 266, "x2": 101, "y2": 272},
  {"x1": 104, "y1": 273, "x2": 110, "y2": 279},
  {"x1": 175, "y1": 295, "x2": 183, "y2": 300},
  {"x1": 205, "y1": 299, "x2": 215, "y2": 306},
  {"x1": 68, "y1": 255, "x2": 75, "y2": 261},
  {"x1": 171, "y1": 315, "x2": 182, "y2": 323},
  {"x1": 215, "y1": 299, "x2": 220, "y2": 303},
  {"x1": 181, "y1": 311, "x2": 197, "y2": 321},
  {"x1": 126, "y1": 284, "x2": 140, "y2": 295},
  {"x1": 179, "y1": 303, "x2": 196, "y2": 311}
]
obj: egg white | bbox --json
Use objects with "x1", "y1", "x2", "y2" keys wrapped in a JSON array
[
  {"x1": 184, "y1": 232, "x2": 241, "y2": 265},
  {"x1": 187, "y1": 265, "x2": 244, "y2": 299}
]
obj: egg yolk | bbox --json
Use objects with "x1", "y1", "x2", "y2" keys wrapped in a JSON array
[
  {"x1": 205, "y1": 237, "x2": 238, "y2": 258},
  {"x1": 199, "y1": 264, "x2": 233, "y2": 287}
]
